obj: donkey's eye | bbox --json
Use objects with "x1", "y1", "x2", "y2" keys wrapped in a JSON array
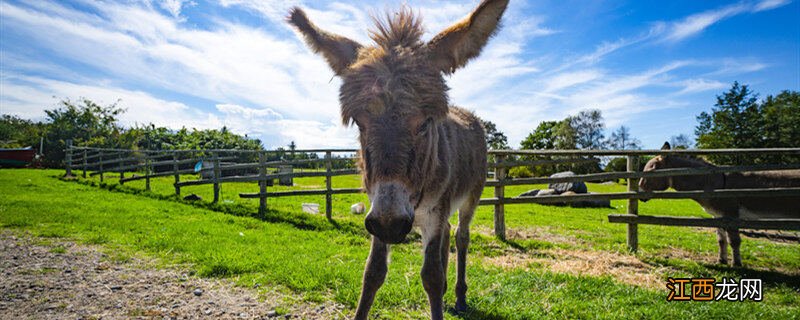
[{"x1": 418, "y1": 118, "x2": 432, "y2": 134}]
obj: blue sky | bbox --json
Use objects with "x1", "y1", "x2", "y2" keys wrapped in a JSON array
[{"x1": 1, "y1": 0, "x2": 798, "y2": 149}]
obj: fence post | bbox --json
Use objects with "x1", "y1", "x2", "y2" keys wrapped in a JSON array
[
  {"x1": 627, "y1": 155, "x2": 639, "y2": 252},
  {"x1": 82, "y1": 149, "x2": 87, "y2": 178},
  {"x1": 213, "y1": 152, "x2": 221, "y2": 203},
  {"x1": 173, "y1": 152, "x2": 181, "y2": 196},
  {"x1": 98, "y1": 150, "x2": 104, "y2": 182},
  {"x1": 119, "y1": 152, "x2": 125, "y2": 181},
  {"x1": 258, "y1": 151, "x2": 267, "y2": 220},
  {"x1": 145, "y1": 153, "x2": 151, "y2": 191},
  {"x1": 494, "y1": 154, "x2": 506, "y2": 240},
  {"x1": 325, "y1": 151, "x2": 333, "y2": 220},
  {"x1": 65, "y1": 139, "x2": 73, "y2": 177}
]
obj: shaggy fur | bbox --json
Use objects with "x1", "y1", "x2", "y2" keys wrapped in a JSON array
[{"x1": 288, "y1": 1, "x2": 508, "y2": 319}]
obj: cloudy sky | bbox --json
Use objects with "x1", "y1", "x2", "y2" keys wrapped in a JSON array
[{"x1": 1, "y1": 0, "x2": 798, "y2": 149}]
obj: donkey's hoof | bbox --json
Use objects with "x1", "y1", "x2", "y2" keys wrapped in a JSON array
[
  {"x1": 454, "y1": 300, "x2": 468, "y2": 314},
  {"x1": 733, "y1": 261, "x2": 742, "y2": 267},
  {"x1": 718, "y1": 258, "x2": 728, "y2": 265}
]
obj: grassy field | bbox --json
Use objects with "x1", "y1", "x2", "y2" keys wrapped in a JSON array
[{"x1": 1, "y1": 168, "x2": 798, "y2": 319}]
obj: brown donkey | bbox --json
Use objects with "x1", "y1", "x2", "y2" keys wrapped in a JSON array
[
  {"x1": 288, "y1": 0, "x2": 508, "y2": 318},
  {"x1": 640, "y1": 142, "x2": 800, "y2": 266}
]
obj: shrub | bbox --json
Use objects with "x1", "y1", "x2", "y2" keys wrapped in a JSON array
[{"x1": 508, "y1": 166, "x2": 533, "y2": 178}]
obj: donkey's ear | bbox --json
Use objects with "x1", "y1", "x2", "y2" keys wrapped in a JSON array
[
  {"x1": 427, "y1": 0, "x2": 509, "y2": 74},
  {"x1": 288, "y1": 7, "x2": 363, "y2": 76},
  {"x1": 661, "y1": 142, "x2": 671, "y2": 150}
]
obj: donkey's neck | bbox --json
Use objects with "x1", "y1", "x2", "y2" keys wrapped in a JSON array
[{"x1": 665, "y1": 156, "x2": 724, "y2": 191}]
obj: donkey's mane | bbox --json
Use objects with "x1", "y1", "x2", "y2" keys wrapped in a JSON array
[
  {"x1": 666, "y1": 155, "x2": 716, "y2": 168},
  {"x1": 369, "y1": 8, "x2": 425, "y2": 49}
]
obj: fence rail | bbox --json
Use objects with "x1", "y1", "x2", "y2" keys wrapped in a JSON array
[{"x1": 64, "y1": 141, "x2": 800, "y2": 251}]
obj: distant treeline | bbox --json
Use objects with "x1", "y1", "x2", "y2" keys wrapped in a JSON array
[{"x1": 0, "y1": 98, "x2": 351, "y2": 169}]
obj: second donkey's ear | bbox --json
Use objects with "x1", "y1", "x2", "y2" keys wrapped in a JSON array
[
  {"x1": 426, "y1": 0, "x2": 509, "y2": 74},
  {"x1": 288, "y1": 7, "x2": 363, "y2": 76},
  {"x1": 661, "y1": 142, "x2": 672, "y2": 150}
]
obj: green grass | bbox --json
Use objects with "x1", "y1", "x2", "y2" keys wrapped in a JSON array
[{"x1": 1, "y1": 168, "x2": 798, "y2": 319}]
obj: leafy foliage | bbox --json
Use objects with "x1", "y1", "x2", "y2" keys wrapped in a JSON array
[
  {"x1": 4, "y1": 98, "x2": 266, "y2": 168},
  {"x1": 569, "y1": 109, "x2": 606, "y2": 150},
  {"x1": 41, "y1": 99, "x2": 126, "y2": 167},
  {"x1": 696, "y1": 82, "x2": 799, "y2": 164},
  {"x1": 0, "y1": 115, "x2": 46, "y2": 149},
  {"x1": 606, "y1": 126, "x2": 641, "y2": 150},
  {"x1": 481, "y1": 120, "x2": 509, "y2": 150}
]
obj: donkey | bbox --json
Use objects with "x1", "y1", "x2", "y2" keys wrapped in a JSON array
[
  {"x1": 639, "y1": 142, "x2": 800, "y2": 266},
  {"x1": 288, "y1": 1, "x2": 508, "y2": 319}
]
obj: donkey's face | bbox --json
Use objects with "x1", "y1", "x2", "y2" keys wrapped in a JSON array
[
  {"x1": 639, "y1": 142, "x2": 673, "y2": 200},
  {"x1": 289, "y1": 1, "x2": 508, "y2": 243},
  {"x1": 639, "y1": 156, "x2": 671, "y2": 192}
]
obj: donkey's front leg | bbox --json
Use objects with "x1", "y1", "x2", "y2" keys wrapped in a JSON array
[
  {"x1": 716, "y1": 228, "x2": 729, "y2": 265},
  {"x1": 422, "y1": 228, "x2": 447, "y2": 320},
  {"x1": 355, "y1": 237, "x2": 389, "y2": 320}
]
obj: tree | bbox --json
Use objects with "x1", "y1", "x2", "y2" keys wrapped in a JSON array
[
  {"x1": 606, "y1": 126, "x2": 641, "y2": 150},
  {"x1": 570, "y1": 109, "x2": 606, "y2": 150},
  {"x1": 0, "y1": 115, "x2": 45, "y2": 149},
  {"x1": 482, "y1": 120, "x2": 509, "y2": 150},
  {"x1": 696, "y1": 82, "x2": 761, "y2": 150},
  {"x1": 695, "y1": 82, "x2": 799, "y2": 164},
  {"x1": 761, "y1": 90, "x2": 800, "y2": 148},
  {"x1": 42, "y1": 98, "x2": 125, "y2": 167},
  {"x1": 521, "y1": 121, "x2": 558, "y2": 150},
  {"x1": 669, "y1": 134, "x2": 693, "y2": 149}
]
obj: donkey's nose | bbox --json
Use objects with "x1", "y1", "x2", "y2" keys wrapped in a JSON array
[{"x1": 364, "y1": 214, "x2": 413, "y2": 244}]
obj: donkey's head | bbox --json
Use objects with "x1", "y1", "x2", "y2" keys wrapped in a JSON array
[
  {"x1": 289, "y1": 0, "x2": 508, "y2": 243},
  {"x1": 639, "y1": 142, "x2": 673, "y2": 194}
]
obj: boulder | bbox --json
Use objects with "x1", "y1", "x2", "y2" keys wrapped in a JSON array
[
  {"x1": 350, "y1": 202, "x2": 366, "y2": 214},
  {"x1": 548, "y1": 171, "x2": 588, "y2": 194},
  {"x1": 517, "y1": 189, "x2": 540, "y2": 197},
  {"x1": 535, "y1": 189, "x2": 558, "y2": 196}
]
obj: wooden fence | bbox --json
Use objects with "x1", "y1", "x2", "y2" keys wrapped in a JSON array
[{"x1": 65, "y1": 141, "x2": 800, "y2": 252}]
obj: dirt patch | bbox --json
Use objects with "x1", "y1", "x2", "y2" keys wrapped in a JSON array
[
  {"x1": 483, "y1": 248, "x2": 675, "y2": 290},
  {"x1": 473, "y1": 225, "x2": 583, "y2": 247},
  {"x1": 0, "y1": 231, "x2": 347, "y2": 319}
]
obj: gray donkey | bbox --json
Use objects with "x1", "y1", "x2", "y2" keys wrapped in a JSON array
[
  {"x1": 640, "y1": 142, "x2": 800, "y2": 266},
  {"x1": 288, "y1": 1, "x2": 508, "y2": 319}
]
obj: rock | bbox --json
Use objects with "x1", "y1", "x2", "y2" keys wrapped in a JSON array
[
  {"x1": 204, "y1": 308, "x2": 213, "y2": 315},
  {"x1": 547, "y1": 171, "x2": 588, "y2": 194},
  {"x1": 183, "y1": 194, "x2": 202, "y2": 201},
  {"x1": 534, "y1": 189, "x2": 558, "y2": 196},
  {"x1": 266, "y1": 310, "x2": 278, "y2": 318},
  {"x1": 517, "y1": 189, "x2": 540, "y2": 197},
  {"x1": 193, "y1": 288, "x2": 203, "y2": 296},
  {"x1": 110, "y1": 285, "x2": 122, "y2": 291},
  {"x1": 350, "y1": 202, "x2": 366, "y2": 214}
]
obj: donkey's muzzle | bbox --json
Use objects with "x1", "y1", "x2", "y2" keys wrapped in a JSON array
[{"x1": 365, "y1": 215, "x2": 413, "y2": 244}]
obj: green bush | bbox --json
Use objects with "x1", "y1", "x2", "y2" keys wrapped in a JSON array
[{"x1": 508, "y1": 166, "x2": 533, "y2": 178}]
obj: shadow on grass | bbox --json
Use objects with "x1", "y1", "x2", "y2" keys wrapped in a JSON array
[
  {"x1": 642, "y1": 254, "x2": 800, "y2": 290},
  {"x1": 447, "y1": 305, "x2": 508, "y2": 320},
  {"x1": 58, "y1": 175, "x2": 368, "y2": 237},
  {"x1": 704, "y1": 264, "x2": 800, "y2": 289}
]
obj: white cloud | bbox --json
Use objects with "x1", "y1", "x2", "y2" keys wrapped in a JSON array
[
  {"x1": 754, "y1": 0, "x2": 792, "y2": 12},
  {"x1": 663, "y1": 4, "x2": 748, "y2": 42},
  {"x1": 674, "y1": 79, "x2": 728, "y2": 95},
  {"x1": 662, "y1": 1, "x2": 792, "y2": 42},
  {"x1": 160, "y1": 0, "x2": 195, "y2": 20},
  {"x1": 0, "y1": 74, "x2": 218, "y2": 130}
]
